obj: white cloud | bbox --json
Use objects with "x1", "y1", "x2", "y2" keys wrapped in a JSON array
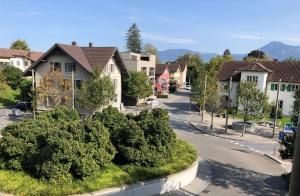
[
  {"x1": 142, "y1": 33, "x2": 197, "y2": 44},
  {"x1": 231, "y1": 34, "x2": 262, "y2": 40}
]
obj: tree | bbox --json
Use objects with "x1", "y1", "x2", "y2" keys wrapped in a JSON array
[
  {"x1": 223, "y1": 49, "x2": 231, "y2": 57},
  {"x1": 0, "y1": 65, "x2": 23, "y2": 89},
  {"x1": 283, "y1": 57, "x2": 300, "y2": 62},
  {"x1": 244, "y1": 50, "x2": 268, "y2": 61},
  {"x1": 122, "y1": 72, "x2": 152, "y2": 105},
  {"x1": 19, "y1": 79, "x2": 32, "y2": 102},
  {"x1": 143, "y1": 43, "x2": 159, "y2": 63},
  {"x1": 36, "y1": 70, "x2": 72, "y2": 107},
  {"x1": 77, "y1": 69, "x2": 115, "y2": 113},
  {"x1": 238, "y1": 81, "x2": 269, "y2": 136},
  {"x1": 125, "y1": 23, "x2": 142, "y2": 53},
  {"x1": 10, "y1": 39, "x2": 30, "y2": 51}
]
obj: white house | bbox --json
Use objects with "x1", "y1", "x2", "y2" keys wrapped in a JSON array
[
  {"x1": 23, "y1": 42, "x2": 129, "y2": 111},
  {"x1": 0, "y1": 48, "x2": 43, "y2": 71},
  {"x1": 218, "y1": 61, "x2": 300, "y2": 116}
]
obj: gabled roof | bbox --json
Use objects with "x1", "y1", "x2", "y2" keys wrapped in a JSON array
[
  {"x1": 23, "y1": 43, "x2": 129, "y2": 77},
  {"x1": 155, "y1": 64, "x2": 169, "y2": 75},
  {"x1": 167, "y1": 62, "x2": 180, "y2": 73},
  {"x1": 0, "y1": 48, "x2": 43, "y2": 61},
  {"x1": 219, "y1": 61, "x2": 300, "y2": 83}
]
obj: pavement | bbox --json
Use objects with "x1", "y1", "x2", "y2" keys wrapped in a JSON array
[{"x1": 158, "y1": 89, "x2": 289, "y2": 195}]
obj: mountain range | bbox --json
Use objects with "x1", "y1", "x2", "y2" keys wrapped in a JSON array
[{"x1": 157, "y1": 41, "x2": 300, "y2": 63}]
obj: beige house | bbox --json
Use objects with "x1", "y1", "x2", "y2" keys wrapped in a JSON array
[
  {"x1": 168, "y1": 62, "x2": 187, "y2": 88},
  {"x1": 0, "y1": 48, "x2": 43, "y2": 71},
  {"x1": 23, "y1": 42, "x2": 129, "y2": 111},
  {"x1": 120, "y1": 52, "x2": 156, "y2": 89}
]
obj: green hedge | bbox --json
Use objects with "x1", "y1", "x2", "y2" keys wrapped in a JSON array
[{"x1": 157, "y1": 94, "x2": 168, "y2": 98}]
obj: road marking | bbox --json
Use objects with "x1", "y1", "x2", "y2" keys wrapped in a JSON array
[
  {"x1": 250, "y1": 148, "x2": 255, "y2": 151},
  {"x1": 234, "y1": 142, "x2": 239, "y2": 145},
  {"x1": 239, "y1": 144, "x2": 244, "y2": 147}
]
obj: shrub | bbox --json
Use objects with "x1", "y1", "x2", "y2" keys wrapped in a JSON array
[{"x1": 0, "y1": 107, "x2": 115, "y2": 183}]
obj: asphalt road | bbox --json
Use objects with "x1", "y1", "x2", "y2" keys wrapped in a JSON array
[{"x1": 160, "y1": 90, "x2": 288, "y2": 196}]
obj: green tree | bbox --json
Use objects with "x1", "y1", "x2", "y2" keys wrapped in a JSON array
[
  {"x1": 122, "y1": 72, "x2": 152, "y2": 105},
  {"x1": 10, "y1": 39, "x2": 30, "y2": 51},
  {"x1": 238, "y1": 81, "x2": 269, "y2": 136},
  {"x1": 143, "y1": 43, "x2": 159, "y2": 63},
  {"x1": 19, "y1": 79, "x2": 32, "y2": 102},
  {"x1": 77, "y1": 69, "x2": 115, "y2": 113},
  {"x1": 283, "y1": 57, "x2": 300, "y2": 62},
  {"x1": 1, "y1": 65, "x2": 23, "y2": 89},
  {"x1": 244, "y1": 50, "x2": 268, "y2": 61},
  {"x1": 125, "y1": 23, "x2": 142, "y2": 53}
]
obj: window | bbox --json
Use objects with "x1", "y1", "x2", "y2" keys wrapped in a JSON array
[
  {"x1": 113, "y1": 94, "x2": 118, "y2": 102},
  {"x1": 65, "y1": 63, "x2": 76, "y2": 73},
  {"x1": 141, "y1": 56, "x2": 150, "y2": 61},
  {"x1": 75, "y1": 80, "x2": 82, "y2": 88},
  {"x1": 281, "y1": 84, "x2": 286, "y2": 91},
  {"x1": 296, "y1": 85, "x2": 299, "y2": 92},
  {"x1": 271, "y1": 83, "x2": 278, "y2": 91},
  {"x1": 291, "y1": 85, "x2": 295, "y2": 92},
  {"x1": 10, "y1": 61, "x2": 14, "y2": 66},
  {"x1": 278, "y1": 100, "x2": 283, "y2": 109},
  {"x1": 287, "y1": 85, "x2": 292, "y2": 92},
  {"x1": 46, "y1": 96, "x2": 53, "y2": 106},
  {"x1": 50, "y1": 62, "x2": 61, "y2": 71},
  {"x1": 24, "y1": 61, "x2": 28, "y2": 67},
  {"x1": 110, "y1": 64, "x2": 114, "y2": 73},
  {"x1": 142, "y1": 67, "x2": 147, "y2": 74},
  {"x1": 247, "y1": 76, "x2": 258, "y2": 82},
  {"x1": 16, "y1": 61, "x2": 20, "y2": 66}
]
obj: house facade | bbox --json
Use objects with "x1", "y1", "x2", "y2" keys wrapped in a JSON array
[
  {"x1": 0, "y1": 48, "x2": 43, "y2": 71},
  {"x1": 155, "y1": 64, "x2": 169, "y2": 95},
  {"x1": 23, "y1": 42, "x2": 129, "y2": 111},
  {"x1": 218, "y1": 61, "x2": 300, "y2": 115},
  {"x1": 168, "y1": 62, "x2": 187, "y2": 88},
  {"x1": 120, "y1": 52, "x2": 156, "y2": 91}
]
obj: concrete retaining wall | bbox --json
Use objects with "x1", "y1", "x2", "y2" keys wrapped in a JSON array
[{"x1": 77, "y1": 159, "x2": 199, "y2": 196}]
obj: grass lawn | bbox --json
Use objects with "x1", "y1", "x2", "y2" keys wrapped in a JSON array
[
  {"x1": 0, "y1": 139, "x2": 197, "y2": 196},
  {"x1": 0, "y1": 87, "x2": 20, "y2": 108}
]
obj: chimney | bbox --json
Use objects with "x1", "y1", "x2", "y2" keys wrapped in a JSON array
[
  {"x1": 71, "y1": 41, "x2": 77, "y2": 46},
  {"x1": 89, "y1": 42, "x2": 93, "y2": 47}
]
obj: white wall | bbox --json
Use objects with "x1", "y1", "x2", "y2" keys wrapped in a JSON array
[
  {"x1": 266, "y1": 82, "x2": 297, "y2": 116},
  {"x1": 9, "y1": 57, "x2": 31, "y2": 71},
  {"x1": 240, "y1": 71, "x2": 268, "y2": 91}
]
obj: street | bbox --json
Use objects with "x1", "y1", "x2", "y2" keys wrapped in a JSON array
[{"x1": 160, "y1": 90, "x2": 288, "y2": 195}]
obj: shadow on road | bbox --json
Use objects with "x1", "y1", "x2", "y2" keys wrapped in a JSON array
[{"x1": 200, "y1": 160, "x2": 288, "y2": 195}]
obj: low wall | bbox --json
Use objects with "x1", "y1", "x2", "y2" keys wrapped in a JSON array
[{"x1": 77, "y1": 159, "x2": 199, "y2": 196}]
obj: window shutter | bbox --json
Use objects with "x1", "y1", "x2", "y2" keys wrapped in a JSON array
[
  {"x1": 271, "y1": 84, "x2": 275, "y2": 90},
  {"x1": 287, "y1": 85, "x2": 291, "y2": 92},
  {"x1": 281, "y1": 84, "x2": 286, "y2": 91}
]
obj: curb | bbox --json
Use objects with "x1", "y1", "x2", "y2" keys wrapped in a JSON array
[{"x1": 264, "y1": 154, "x2": 285, "y2": 164}]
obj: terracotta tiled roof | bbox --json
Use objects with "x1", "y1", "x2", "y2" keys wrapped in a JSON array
[
  {"x1": 219, "y1": 61, "x2": 300, "y2": 83},
  {"x1": 23, "y1": 43, "x2": 129, "y2": 77},
  {"x1": 0, "y1": 48, "x2": 43, "y2": 61},
  {"x1": 155, "y1": 64, "x2": 169, "y2": 75}
]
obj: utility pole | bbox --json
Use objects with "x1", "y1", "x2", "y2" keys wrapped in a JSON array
[
  {"x1": 31, "y1": 70, "x2": 36, "y2": 119},
  {"x1": 289, "y1": 110, "x2": 300, "y2": 196},
  {"x1": 71, "y1": 70, "x2": 75, "y2": 109},
  {"x1": 273, "y1": 79, "x2": 281, "y2": 138},
  {"x1": 201, "y1": 74, "x2": 207, "y2": 123},
  {"x1": 225, "y1": 77, "x2": 232, "y2": 133}
]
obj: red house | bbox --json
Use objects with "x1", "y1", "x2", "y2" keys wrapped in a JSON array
[{"x1": 155, "y1": 64, "x2": 170, "y2": 95}]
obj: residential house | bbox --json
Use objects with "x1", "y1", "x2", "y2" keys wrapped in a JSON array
[
  {"x1": 218, "y1": 61, "x2": 300, "y2": 115},
  {"x1": 23, "y1": 42, "x2": 129, "y2": 111},
  {"x1": 155, "y1": 64, "x2": 169, "y2": 95},
  {"x1": 168, "y1": 62, "x2": 187, "y2": 88},
  {"x1": 120, "y1": 52, "x2": 156, "y2": 91},
  {"x1": 0, "y1": 48, "x2": 43, "y2": 71}
]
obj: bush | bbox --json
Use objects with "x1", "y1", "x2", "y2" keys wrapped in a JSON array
[
  {"x1": 19, "y1": 79, "x2": 32, "y2": 102},
  {"x1": 0, "y1": 107, "x2": 115, "y2": 183},
  {"x1": 0, "y1": 65, "x2": 22, "y2": 89},
  {"x1": 270, "y1": 105, "x2": 283, "y2": 119},
  {"x1": 156, "y1": 94, "x2": 168, "y2": 98}
]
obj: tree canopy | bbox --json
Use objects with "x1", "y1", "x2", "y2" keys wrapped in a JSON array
[
  {"x1": 125, "y1": 23, "x2": 142, "y2": 53},
  {"x1": 10, "y1": 39, "x2": 30, "y2": 51},
  {"x1": 244, "y1": 50, "x2": 268, "y2": 61},
  {"x1": 122, "y1": 72, "x2": 152, "y2": 102},
  {"x1": 0, "y1": 65, "x2": 23, "y2": 89},
  {"x1": 143, "y1": 43, "x2": 159, "y2": 63},
  {"x1": 77, "y1": 70, "x2": 115, "y2": 113},
  {"x1": 223, "y1": 49, "x2": 231, "y2": 57}
]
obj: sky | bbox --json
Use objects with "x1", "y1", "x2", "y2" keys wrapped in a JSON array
[{"x1": 1, "y1": 0, "x2": 300, "y2": 54}]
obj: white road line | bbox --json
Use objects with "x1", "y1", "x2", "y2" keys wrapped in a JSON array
[{"x1": 234, "y1": 142, "x2": 239, "y2": 145}]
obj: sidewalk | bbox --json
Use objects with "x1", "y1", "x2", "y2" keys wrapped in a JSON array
[{"x1": 188, "y1": 111, "x2": 293, "y2": 172}]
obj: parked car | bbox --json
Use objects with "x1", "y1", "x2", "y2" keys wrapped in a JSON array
[
  {"x1": 15, "y1": 102, "x2": 32, "y2": 112},
  {"x1": 186, "y1": 85, "x2": 191, "y2": 90}
]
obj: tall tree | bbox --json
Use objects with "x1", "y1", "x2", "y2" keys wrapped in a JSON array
[
  {"x1": 143, "y1": 43, "x2": 160, "y2": 63},
  {"x1": 223, "y1": 49, "x2": 231, "y2": 57},
  {"x1": 125, "y1": 23, "x2": 142, "y2": 53},
  {"x1": 283, "y1": 57, "x2": 300, "y2": 62},
  {"x1": 122, "y1": 72, "x2": 152, "y2": 105},
  {"x1": 10, "y1": 39, "x2": 30, "y2": 51},
  {"x1": 77, "y1": 69, "x2": 115, "y2": 113},
  {"x1": 244, "y1": 50, "x2": 268, "y2": 61},
  {"x1": 238, "y1": 81, "x2": 269, "y2": 136}
]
